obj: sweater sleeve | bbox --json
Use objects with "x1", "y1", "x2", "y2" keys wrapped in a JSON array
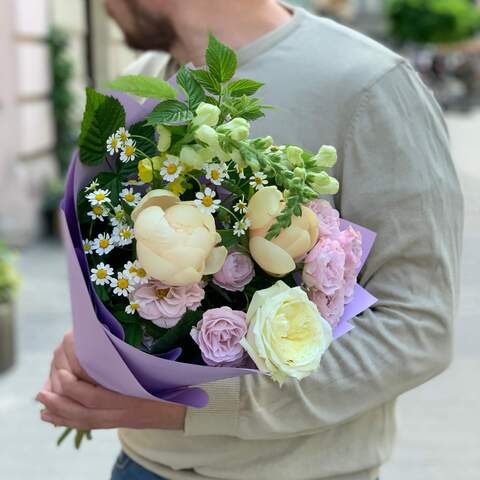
[{"x1": 184, "y1": 61, "x2": 464, "y2": 440}]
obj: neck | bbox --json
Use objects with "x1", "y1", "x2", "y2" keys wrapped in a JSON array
[{"x1": 168, "y1": 0, "x2": 292, "y2": 65}]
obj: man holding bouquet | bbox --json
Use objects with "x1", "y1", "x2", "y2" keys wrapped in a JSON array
[{"x1": 36, "y1": 1, "x2": 463, "y2": 479}]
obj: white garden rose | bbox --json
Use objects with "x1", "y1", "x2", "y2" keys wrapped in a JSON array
[
  {"x1": 240, "y1": 281, "x2": 332, "y2": 384},
  {"x1": 132, "y1": 190, "x2": 227, "y2": 286}
]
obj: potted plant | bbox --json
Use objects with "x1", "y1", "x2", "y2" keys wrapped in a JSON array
[{"x1": 0, "y1": 242, "x2": 20, "y2": 374}]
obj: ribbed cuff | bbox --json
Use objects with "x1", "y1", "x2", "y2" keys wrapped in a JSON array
[{"x1": 184, "y1": 377, "x2": 241, "y2": 437}]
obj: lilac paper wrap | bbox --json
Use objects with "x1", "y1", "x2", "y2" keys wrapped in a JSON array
[{"x1": 61, "y1": 91, "x2": 377, "y2": 408}]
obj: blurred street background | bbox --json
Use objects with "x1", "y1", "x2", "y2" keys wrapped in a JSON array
[{"x1": 1, "y1": 1, "x2": 479, "y2": 479}]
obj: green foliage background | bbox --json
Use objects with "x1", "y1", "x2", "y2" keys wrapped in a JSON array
[{"x1": 387, "y1": 0, "x2": 480, "y2": 44}]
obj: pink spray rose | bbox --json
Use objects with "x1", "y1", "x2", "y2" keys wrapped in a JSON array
[
  {"x1": 338, "y1": 226, "x2": 362, "y2": 303},
  {"x1": 213, "y1": 251, "x2": 255, "y2": 292},
  {"x1": 302, "y1": 237, "x2": 346, "y2": 295},
  {"x1": 309, "y1": 287, "x2": 345, "y2": 328},
  {"x1": 131, "y1": 280, "x2": 205, "y2": 328},
  {"x1": 307, "y1": 199, "x2": 341, "y2": 237},
  {"x1": 191, "y1": 307, "x2": 247, "y2": 367}
]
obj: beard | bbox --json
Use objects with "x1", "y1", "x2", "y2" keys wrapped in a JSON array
[{"x1": 118, "y1": 1, "x2": 177, "y2": 52}]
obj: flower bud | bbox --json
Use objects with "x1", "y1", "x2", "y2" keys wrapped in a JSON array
[
  {"x1": 195, "y1": 125, "x2": 219, "y2": 147},
  {"x1": 218, "y1": 117, "x2": 250, "y2": 141},
  {"x1": 252, "y1": 136, "x2": 274, "y2": 150},
  {"x1": 286, "y1": 146, "x2": 304, "y2": 168},
  {"x1": 308, "y1": 172, "x2": 340, "y2": 195},
  {"x1": 180, "y1": 145, "x2": 204, "y2": 171},
  {"x1": 156, "y1": 125, "x2": 172, "y2": 152},
  {"x1": 293, "y1": 167, "x2": 307, "y2": 180},
  {"x1": 313, "y1": 145, "x2": 337, "y2": 168},
  {"x1": 192, "y1": 102, "x2": 221, "y2": 127},
  {"x1": 138, "y1": 156, "x2": 163, "y2": 183}
]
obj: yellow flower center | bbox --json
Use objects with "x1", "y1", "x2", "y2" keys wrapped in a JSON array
[
  {"x1": 120, "y1": 132, "x2": 128, "y2": 142},
  {"x1": 211, "y1": 170, "x2": 220, "y2": 180},
  {"x1": 130, "y1": 303, "x2": 139, "y2": 311},
  {"x1": 99, "y1": 239, "x2": 110, "y2": 249},
  {"x1": 92, "y1": 206, "x2": 103, "y2": 215},
  {"x1": 202, "y1": 196, "x2": 213, "y2": 207},
  {"x1": 125, "y1": 145, "x2": 135, "y2": 156},
  {"x1": 121, "y1": 229, "x2": 132, "y2": 239},
  {"x1": 118, "y1": 278, "x2": 129, "y2": 289},
  {"x1": 111, "y1": 138, "x2": 118, "y2": 148},
  {"x1": 83, "y1": 244, "x2": 91, "y2": 252},
  {"x1": 116, "y1": 210, "x2": 124, "y2": 220},
  {"x1": 255, "y1": 176, "x2": 263, "y2": 184},
  {"x1": 95, "y1": 193, "x2": 106, "y2": 201},
  {"x1": 129, "y1": 266, "x2": 138, "y2": 274},
  {"x1": 167, "y1": 163, "x2": 177, "y2": 175},
  {"x1": 96, "y1": 269, "x2": 107, "y2": 279},
  {"x1": 137, "y1": 268, "x2": 147, "y2": 278},
  {"x1": 156, "y1": 288, "x2": 169, "y2": 299},
  {"x1": 124, "y1": 193, "x2": 135, "y2": 202}
]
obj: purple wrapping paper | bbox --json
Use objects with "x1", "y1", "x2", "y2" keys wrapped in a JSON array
[{"x1": 61, "y1": 91, "x2": 377, "y2": 408}]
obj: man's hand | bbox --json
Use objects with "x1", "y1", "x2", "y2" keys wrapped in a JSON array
[{"x1": 36, "y1": 331, "x2": 186, "y2": 431}]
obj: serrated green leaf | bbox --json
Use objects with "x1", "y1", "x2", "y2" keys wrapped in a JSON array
[
  {"x1": 227, "y1": 79, "x2": 264, "y2": 97},
  {"x1": 218, "y1": 229, "x2": 239, "y2": 249},
  {"x1": 145, "y1": 100, "x2": 193, "y2": 126},
  {"x1": 149, "y1": 309, "x2": 203, "y2": 355},
  {"x1": 206, "y1": 33, "x2": 237, "y2": 83},
  {"x1": 78, "y1": 89, "x2": 125, "y2": 165},
  {"x1": 191, "y1": 69, "x2": 221, "y2": 95},
  {"x1": 123, "y1": 323, "x2": 143, "y2": 347},
  {"x1": 176, "y1": 65, "x2": 205, "y2": 109},
  {"x1": 108, "y1": 75, "x2": 177, "y2": 100}
]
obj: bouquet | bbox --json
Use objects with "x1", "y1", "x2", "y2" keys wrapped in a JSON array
[{"x1": 59, "y1": 35, "x2": 376, "y2": 447}]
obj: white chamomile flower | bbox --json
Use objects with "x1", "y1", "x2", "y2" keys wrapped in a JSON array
[
  {"x1": 205, "y1": 163, "x2": 229, "y2": 186},
  {"x1": 124, "y1": 260, "x2": 149, "y2": 285},
  {"x1": 106, "y1": 133, "x2": 121, "y2": 155},
  {"x1": 112, "y1": 224, "x2": 134, "y2": 246},
  {"x1": 234, "y1": 163, "x2": 246, "y2": 179},
  {"x1": 125, "y1": 301, "x2": 140, "y2": 315},
  {"x1": 120, "y1": 139, "x2": 136, "y2": 163},
  {"x1": 194, "y1": 187, "x2": 221, "y2": 214},
  {"x1": 120, "y1": 188, "x2": 141, "y2": 207},
  {"x1": 249, "y1": 171, "x2": 268, "y2": 190},
  {"x1": 90, "y1": 263, "x2": 114, "y2": 286},
  {"x1": 111, "y1": 272, "x2": 135, "y2": 297},
  {"x1": 110, "y1": 205, "x2": 127, "y2": 227},
  {"x1": 84, "y1": 178, "x2": 100, "y2": 192},
  {"x1": 93, "y1": 233, "x2": 115, "y2": 255},
  {"x1": 233, "y1": 196, "x2": 248, "y2": 214},
  {"x1": 86, "y1": 189, "x2": 110, "y2": 206},
  {"x1": 160, "y1": 156, "x2": 183, "y2": 182},
  {"x1": 233, "y1": 217, "x2": 251, "y2": 237},
  {"x1": 82, "y1": 239, "x2": 93, "y2": 255},
  {"x1": 116, "y1": 127, "x2": 130, "y2": 144},
  {"x1": 87, "y1": 204, "x2": 109, "y2": 221}
]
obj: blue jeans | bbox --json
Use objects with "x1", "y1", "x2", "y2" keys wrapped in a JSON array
[{"x1": 111, "y1": 452, "x2": 168, "y2": 480}]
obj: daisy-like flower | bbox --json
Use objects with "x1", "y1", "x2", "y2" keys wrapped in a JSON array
[
  {"x1": 110, "y1": 205, "x2": 127, "y2": 227},
  {"x1": 93, "y1": 233, "x2": 115, "y2": 255},
  {"x1": 249, "y1": 172, "x2": 268, "y2": 191},
  {"x1": 235, "y1": 163, "x2": 246, "y2": 180},
  {"x1": 106, "y1": 133, "x2": 121, "y2": 155},
  {"x1": 125, "y1": 301, "x2": 140, "y2": 315},
  {"x1": 90, "y1": 263, "x2": 114, "y2": 286},
  {"x1": 112, "y1": 224, "x2": 135, "y2": 246},
  {"x1": 160, "y1": 156, "x2": 183, "y2": 182},
  {"x1": 233, "y1": 196, "x2": 248, "y2": 214},
  {"x1": 111, "y1": 272, "x2": 135, "y2": 297},
  {"x1": 205, "y1": 163, "x2": 229, "y2": 186},
  {"x1": 120, "y1": 188, "x2": 141, "y2": 207},
  {"x1": 123, "y1": 260, "x2": 149, "y2": 285},
  {"x1": 120, "y1": 139, "x2": 136, "y2": 163},
  {"x1": 84, "y1": 178, "x2": 100, "y2": 192},
  {"x1": 116, "y1": 127, "x2": 130, "y2": 144},
  {"x1": 233, "y1": 217, "x2": 252, "y2": 237},
  {"x1": 194, "y1": 187, "x2": 221, "y2": 214},
  {"x1": 82, "y1": 239, "x2": 93, "y2": 255},
  {"x1": 86, "y1": 189, "x2": 110, "y2": 206},
  {"x1": 87, "y1": 204, "x2": 109, "y2": 222}
]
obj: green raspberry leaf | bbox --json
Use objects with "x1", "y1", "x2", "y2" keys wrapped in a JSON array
[
  {"x1": 227, "y1": 79, "x2": 264, "y2": 97},
  {"x1": 191, "y1": 69, "x2": 222, "y2": 95},
  {"x1": 78, "y1": 88, "x2": 125, "y2": 165},
  {"x1": 176, "y1": 65, "x2": 205, "y2": 109},
  {"x1": 108, "y1": 75, "x2": 177, "y2": 100},
  {"x1": 205, "y1": 33, "x2": 237, "y2": 83},
  {"x1": 145, "y1": 100, "x2": 193, "y2": 126}
]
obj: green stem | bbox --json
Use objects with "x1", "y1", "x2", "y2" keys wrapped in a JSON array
[{"x1": 131, "y1": 134, "x2": 157, "y2": 149}]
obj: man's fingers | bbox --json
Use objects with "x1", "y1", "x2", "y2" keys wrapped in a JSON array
[{"x1": 57, "y1": 369, "x2": 138, "y2": 410}]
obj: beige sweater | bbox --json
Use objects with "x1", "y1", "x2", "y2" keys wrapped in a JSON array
[{"x1": 119, "y1": 7, "x2": 464, "y2": 480}]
